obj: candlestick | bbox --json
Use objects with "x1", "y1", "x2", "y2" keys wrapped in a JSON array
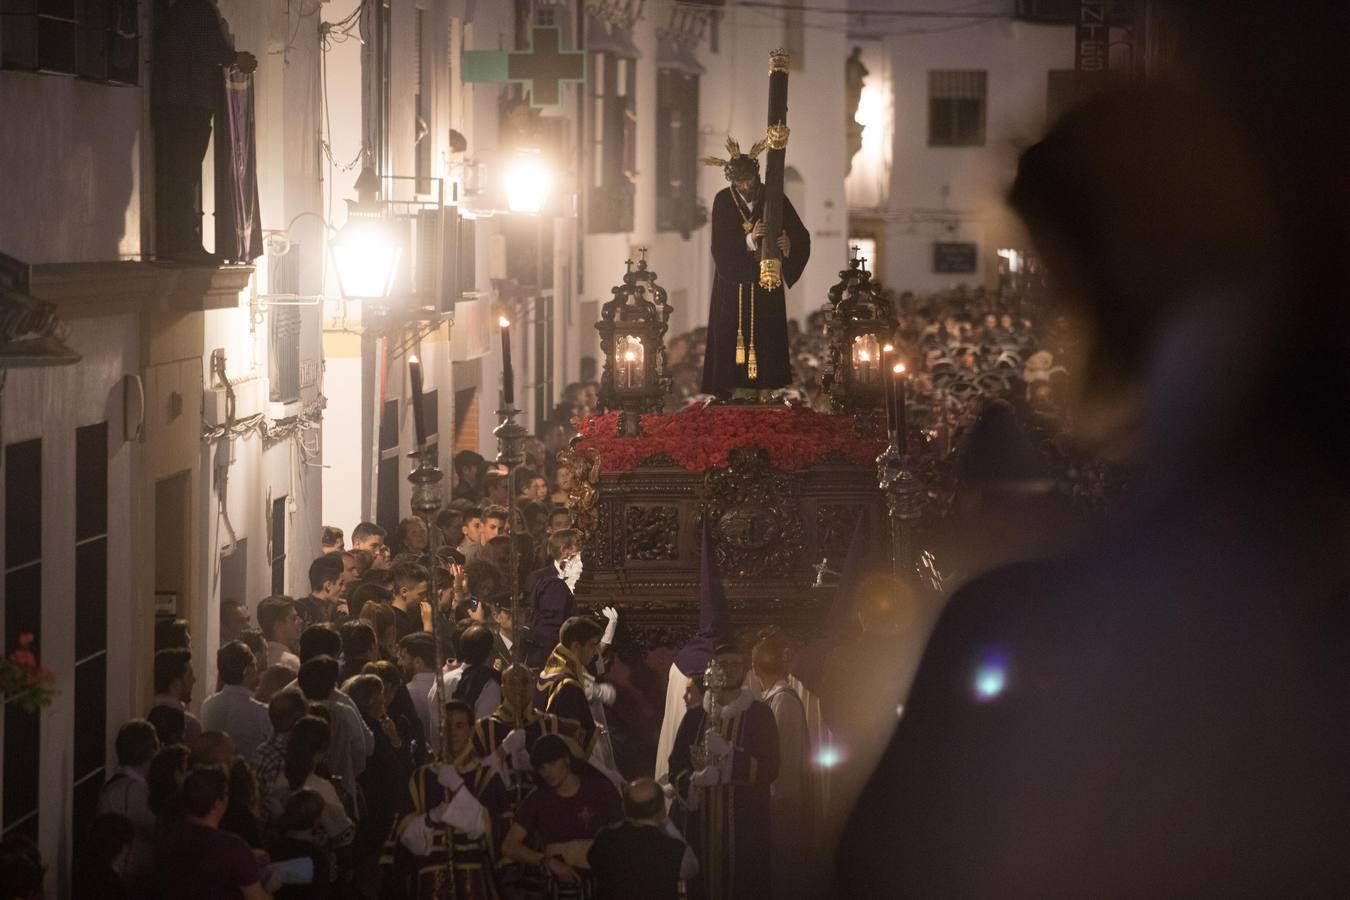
[
  {"x1": 499, "y1": 317, "x2": 514, "y2": 406},
  {"x1": 408, "y1": 354, "x2": 428, "y2": 447}
]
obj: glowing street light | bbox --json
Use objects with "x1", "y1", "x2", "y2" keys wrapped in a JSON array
[
  {"x1": 504, "y1": 149, "x2": 552, "y2": 215},
  {"x1": 332, "y1": 167, "x2": 402, "y2": 301}
]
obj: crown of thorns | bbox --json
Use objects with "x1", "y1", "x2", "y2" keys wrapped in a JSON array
[{"x1": 701, "y1": 135, "x2": 769, "y2": 182}]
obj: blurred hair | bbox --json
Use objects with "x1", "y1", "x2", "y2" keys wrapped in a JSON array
[{"x1": 115, "y1": 719, "x2": 161, "y2": 768}]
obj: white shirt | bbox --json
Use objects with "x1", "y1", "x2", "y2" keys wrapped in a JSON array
[
  {"x1": 407, "y1": 671, "x2": 438, "y2": 744},
  {"x1": 150, "y1": 694, "x2": 203, "y2": 742},
  {"x1": 97, "y1": 767, "x2": 155, "y2": 878},
  {"x1": 426, "y1": 666, "x2": 501, "y2": 740},
  {"x1": 266, "y1": 641, "x2": 300, "y2": 672},
  {"x1": 311, "y1": 690, "x2": 372, "y2": 796},
  {"x1": 200, "y1": 684, "x2": 274, "y2": 760},
  {"x1": 266, "y1": 772, "x2": 355, "y2": 847}
]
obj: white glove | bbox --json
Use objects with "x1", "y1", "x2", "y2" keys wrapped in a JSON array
[
  {"x1": 436, "y1": 763, "x2": 464, "y2": 792},
  {"x1": 482, "y1": 751, "x2": 508, "y2": 783},
  {"x1": 691, "y1": 766, "x2": 722, "y2": 788},
  {"x1": 510, "y1": 747, "x2": 531, "y2": 772},
  {"x1": 592, "y1": 682, "x2": 617, "y2": 707},
  {"x1": 705, "y1": 731, "x2": 732, "y2": 758},
  {"x1": 600, "y1": 606, "x2": 619, "y2": 645},
  {"x1": 501, "y1": 729, "x2": 528, "y2": 756}
]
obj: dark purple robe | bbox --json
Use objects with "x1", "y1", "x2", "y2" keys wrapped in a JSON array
[
  {"x1": 535, "y1": 646, "x2": 598, "y2": 757},
  {"x1": 381, "y1": 755, "x2": 510, "y2": 900},
  {"x1": 669, "y1": 696, "x2": 780, "y2": 900},
  {"x1": 701, "y1": 186, "x2": 811, "y2": 396}
]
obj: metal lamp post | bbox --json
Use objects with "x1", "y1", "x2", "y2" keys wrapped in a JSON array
[{"x1": 493, "y1": 401, "x2": 528, "y2": 663}]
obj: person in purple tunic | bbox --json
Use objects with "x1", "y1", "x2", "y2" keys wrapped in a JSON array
[
  {"x1": 502, "y1": 735, "x2": 624, "y2": 900},
  {"x1": 381, "y1": 699, "x2": 510, "y2": 900},
  {"x1": 535, "y1": 617, "x2": 604, "y2": 758},
  {"x1": 669, "y1": 643, "x2": 781, "y2": 900}
]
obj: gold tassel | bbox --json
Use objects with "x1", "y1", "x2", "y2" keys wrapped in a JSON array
[
  {"x1": 747, "y1": 283, "x2": 758, "y2": 380},
  {"x1": 735, "y1": 284, "x2": 746, "y2": 365}
]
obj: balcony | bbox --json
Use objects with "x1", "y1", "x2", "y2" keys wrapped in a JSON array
[{"x1": 0, "y1": 252, "x2": 254, "y2": 320}]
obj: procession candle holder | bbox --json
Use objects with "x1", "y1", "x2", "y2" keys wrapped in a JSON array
[
  {"x1": 596, "y1": 252, "x2": 671, "y2": 436},
  {"x1": 876, "y1": 436, "x2": 924, "y2": 585},
  {"x1": 407, "y1": 446, "x2": 450, "y2": 761},
  {"x1": 493, "y1": 405, "x2": 528, "y2": 661},
  {"x1": 826, "y1": 254, "x2": 897, "y2": 435}
]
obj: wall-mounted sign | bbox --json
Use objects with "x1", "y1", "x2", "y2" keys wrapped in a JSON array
[
  {"x1": 462, "y1": 26, "x2": 586, "y2": 109},
  {"x1": 933, "y1": 241, "x2": 978, "y2": 274}
]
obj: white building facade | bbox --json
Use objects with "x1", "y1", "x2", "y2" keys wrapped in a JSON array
[{"x1": 845, "y1": 5, "x2": 1076, "y2": 292}]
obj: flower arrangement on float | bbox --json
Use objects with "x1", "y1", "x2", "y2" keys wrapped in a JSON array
[
  {"x1": 573, "y1": 404, "x2": 884, "y2": 474},
  {"x1": 0, "y1": 633, "x2": 56, "y2": 713}
]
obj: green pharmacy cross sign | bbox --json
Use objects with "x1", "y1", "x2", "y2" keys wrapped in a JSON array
[{"x1": 462, "y1": 25, "x2": 586, "y2": 109}]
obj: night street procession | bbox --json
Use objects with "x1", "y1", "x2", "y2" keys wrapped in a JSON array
[{"x1": 2, "y1": 1, "x2": 1349, "y2": 897}]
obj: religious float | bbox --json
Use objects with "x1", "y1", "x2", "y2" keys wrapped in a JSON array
[{"x1": 558, "y1": 242, "x2": 914, "y2": 644}]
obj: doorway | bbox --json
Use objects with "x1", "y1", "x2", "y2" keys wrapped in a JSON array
[{"x1": 154, "y1": 471, "x2": 191, "y2": 619}]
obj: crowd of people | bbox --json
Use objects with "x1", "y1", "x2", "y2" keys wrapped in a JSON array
[{"x1": 32, "y1": 401, "x2": 811, "y2": 900}]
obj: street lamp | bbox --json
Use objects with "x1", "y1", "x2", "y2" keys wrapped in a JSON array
[
  {"x1": 503, "y1": 149, "x2": 552, "y2": 215},
  {"x1": 332, "y1": 167, "x2": 402, "y2": 301}
]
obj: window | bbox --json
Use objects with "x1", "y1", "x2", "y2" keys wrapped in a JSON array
[
  {"x1": 928, "y1": 70, "x2": 987, "y2": 147},
  {"x1": 270, "y1": 497, "x2": 286, "y2": 595},
  {"x1": 0, "y1": 0, "x2": 139, "y2": 84},
  {"x1": 4, "y1": 438, "x2": 42, "y2": 840},
  {"x1": 268, "y1": 243, "x2": 302, "y2": 404},
  {"x1": 533, "y1": 295, "x2": 554, "y2": 434},
  {"x1": 420, "y1": 388, "x2": 439, "y2": 468},
  {"x1": 376, "y1": 399, "x2": 400, "y2": 535},
  {"x1": 656, "y1": 67, "x2": 702, "y2": 236},
  {"x1": 588, "y1": 50, "x2": 637, "y2": 234},
  {"x1": 73, "y1": 423, "x2": 109, "y2": 829}
]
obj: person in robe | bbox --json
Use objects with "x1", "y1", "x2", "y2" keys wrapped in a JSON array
[
  {"x1": 655, "y1": 523, "x2": 732, "y2": 785},
  {"x1": 669, "y1": 643, "x2": 781, "y2": 900},
  {"x1": 381, "y1": 699, "x2": 510, "y2": 900},
  {"x1": 523, "y1": 530, "x2": 583, "y2": 667},
  {"x1": 474, "y1": 665, "x2": 575, "y2": 812},
  {"x1": 585, "y1": 607, "x2": 621, "y2": 775},
  {"x1": 699, "y1": 136, "x2": 811, "y2": 399},
  {"x1": 752, "y1": 630, "x2": 816, "y2": 900},
  {"x1": 535, "y1": 617, "x2": 604, "y2": 758}
]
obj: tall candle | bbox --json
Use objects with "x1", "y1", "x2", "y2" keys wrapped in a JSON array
[
  {"x1": 881, "y1": 343, "x2": 897, "y2": 434},
  {"x1": 499, "y1": 317, "x2": 514, "y2": 406},
  {"x1": 894, "y1": 362, "x2": 908, "y2": 453},
  {"x1": 408, "y1": 354, "x2": 428, "y2": 447}
]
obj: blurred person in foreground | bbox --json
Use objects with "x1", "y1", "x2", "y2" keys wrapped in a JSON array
[
  {"x1": 588, "y1": 777, "x2": 698, "y2": 900},
  {"x1": 837, "y1": 17, "x2": 1350, "y2": 893}
]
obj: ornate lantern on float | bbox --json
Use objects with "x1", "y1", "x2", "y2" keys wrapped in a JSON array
[
  {"x1": 823, "y1": 251, "x2": 898, "y2": 427},
  {"x1": 596, "y1": 250, "x2": 672, "y2": 436}
]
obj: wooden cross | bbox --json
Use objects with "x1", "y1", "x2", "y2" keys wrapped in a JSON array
[{"x1": 507, "y1": 26, "x2": 586, "y2": 108}]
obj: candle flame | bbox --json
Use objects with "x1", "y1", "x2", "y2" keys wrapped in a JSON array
[
  {"x1": 858, "y1": 350, "x2": 871, "y2": 362},
  {"x1": 409, "y1": 354, "x2": 419, "y2": 365},
  {"x1": 894, "y1": 363, "x2": 905, "y2": 374},
  {"x1": 883, "y1": 343, "x2": 894, "y2": 353},
  {"x1": 498, "y1": 317, "x2": 511, "y2": 328},
  {"x1": 623, "y1": 351, "x2": 636, "y2": 361}
]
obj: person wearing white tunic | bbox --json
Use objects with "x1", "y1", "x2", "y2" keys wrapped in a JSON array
[
  {"x1": 655, "y1": 524, "x2": 732, "y2": 785},
  {"x1": 754, "y1": 631, "x2": 815, "y2": 900}
]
